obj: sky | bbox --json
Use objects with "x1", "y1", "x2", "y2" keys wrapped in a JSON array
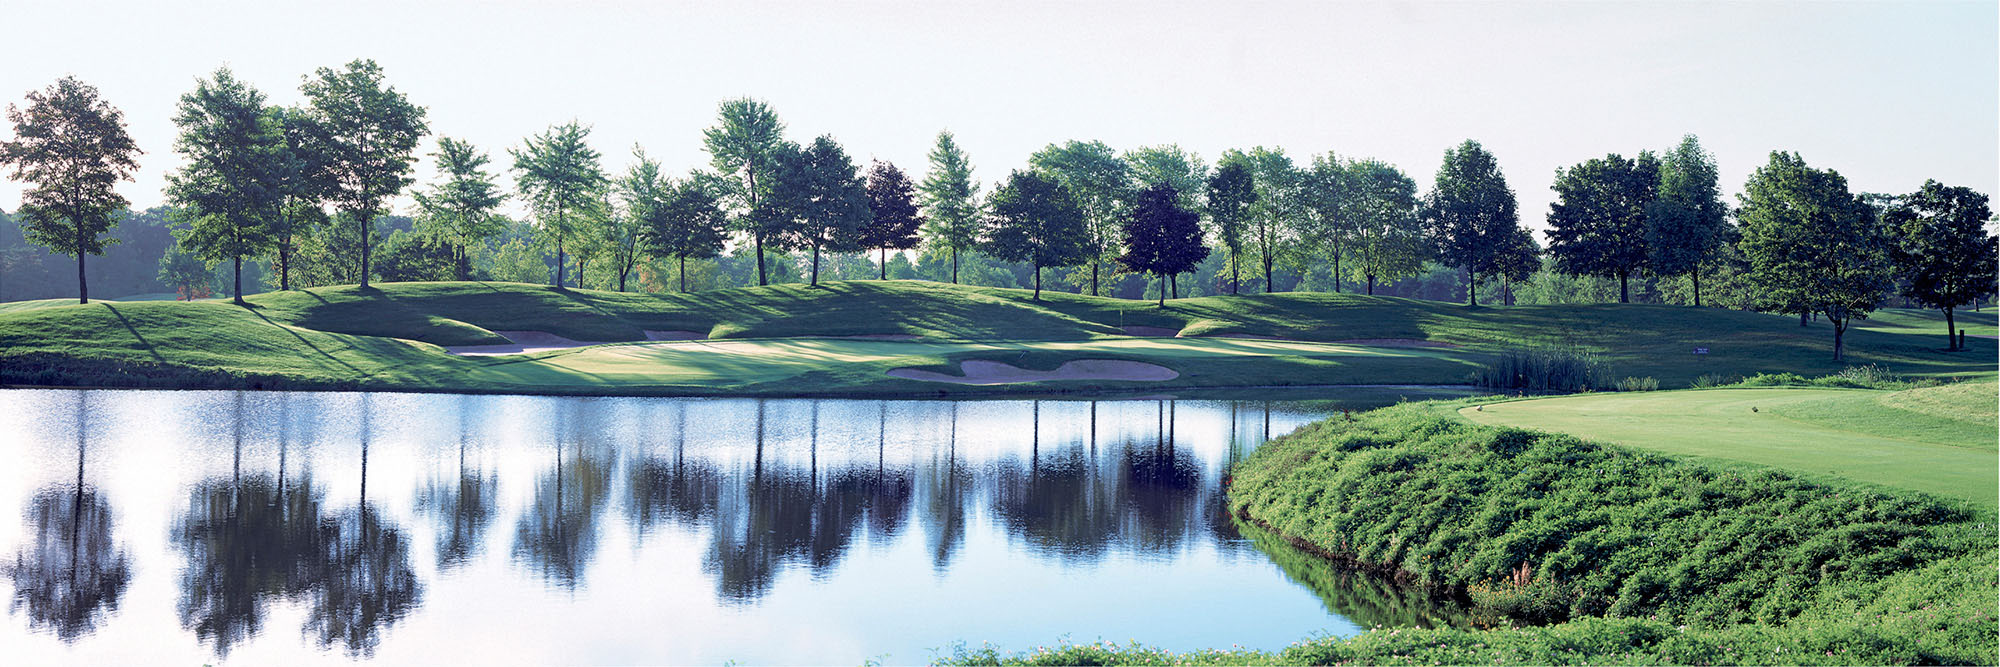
[{"x1": 2, "y1": 0, "x2": 1995, "y2": 237}]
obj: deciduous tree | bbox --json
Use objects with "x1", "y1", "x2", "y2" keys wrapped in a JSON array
[
  {"x1": 1885, "y1": 180, "x2": 1997, "y2": 350},
  {"x1": 510, "y1": 122, "x2": 605, "y2": 289},
  {"x1": 1645, "y1": 135, "x2": 1728, "y2": 307},
  {"x1": 1205, "y1": 155, "x2": 1257, "y2": 294},
  {"x1": 1299, "y1": 153, "x2": 1356, "y2": 293},
  {"x1": 1119, "y1": 183, "x2": 1210, "y2": 306},
  {"x1": 0, "y1": 76, "x2": 142, "y2": 304},
  {"x1": 1242, "y1": 147, "x2": 1303, "y2": 293},
  {"x1": 769, "y1": 136, "x2": 869, "y2": 286},
  {"x1": 983, "y1": 171, "x2": 1089, "y2": 299},
  {"x1": 1738, "y1": 151, "x2": 1893, "y2": 361},
  {"x1": 1345, "y1": 159, "x2": 1424, "y2": 295},
  {"x1": 1029, "y1": 140, "x2": 1130, "y2": 295},
  {"x1": 166, "y1": 67, "x2": 286, "y2": 305},
  {"x1": 268, "y1": 105, "x2": 332, "y2": 291},
  {"x1": 702, "y1": 98, "x2": 787, "y2": 286},
  {"x1": 917, "y1": 131, "x2": 983, "y2": 285},
  {"x1": 412, "y1": 137, "x2": 505, "y2": 281},
  {"x1": 298, "y1": 59, "x2": 427, "y2": 289},
  {"x1": 862, "y1": 160, "x2": 923, "y2": 280},
  {"x1": 1546, "y1": 151, "x2": 1659, "y2": 303},
  {"x1": 1423, "y1": 140, "x2": 1520, "y2": 306},
  {"x1": 641, "y1": 172, "x2": 729, "y2": 293}
]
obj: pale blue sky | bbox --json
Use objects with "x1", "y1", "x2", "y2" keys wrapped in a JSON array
[{"x1": 2, "y1": 0, "x2": 1994, "y2": 235}]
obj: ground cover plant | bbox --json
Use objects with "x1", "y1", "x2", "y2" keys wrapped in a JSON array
[
  {"x1": 944, "y1": 400, "x2": 1998, "y2": 665},
  {"x1": 2, "y1": 280, "x2": 1992, "y2": 397}
]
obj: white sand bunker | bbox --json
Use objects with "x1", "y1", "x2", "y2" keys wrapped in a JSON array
[
  {"x1": 445, "y1": 329, "x2": 707, "y2": 356},
  {"x1": 888, "y1": 359, "x2": 1178, "y2": 385}
]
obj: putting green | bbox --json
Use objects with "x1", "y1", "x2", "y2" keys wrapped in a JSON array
[{"x1": 1458, "y1": 386, "x2": 1999, "y2": 505}]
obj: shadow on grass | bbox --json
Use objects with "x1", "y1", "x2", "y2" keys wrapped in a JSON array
[
  {"x1": 100, "y1": 304, "x2": 165, "y2": 363},
  {"x1": 239, "y1": 303, "x2": 365, "y2": 376}
]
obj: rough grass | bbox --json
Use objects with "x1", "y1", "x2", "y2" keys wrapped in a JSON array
[
  {"x1": 943, "y1": 402, "x2": 1997, "y2": 665},
  {"x1": 2, "y1": 280, "x2": 1994, "y2": 396},
  {"x1": 1458, "y1": 386, "x2": 1999, "y2": 504}
]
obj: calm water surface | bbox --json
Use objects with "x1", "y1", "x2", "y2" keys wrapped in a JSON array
[{"x1": 0, "y1": 389, "x2": 1465, "y2": 664}]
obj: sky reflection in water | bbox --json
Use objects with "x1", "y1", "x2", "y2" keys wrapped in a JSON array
[{"x1": 0, "y1": 389, "x2": 1461, "y2": 664}]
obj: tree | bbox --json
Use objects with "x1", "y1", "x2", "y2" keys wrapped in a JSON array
[
  {"x1": 862, "y1": 160, "x2": 923, "y2": 280},
  {"x1": 1738, "y1": 151, "x2": 1893, "y2": 361},
  {"x1": 1492, "y1": 226, "x2": 1542, "y2": 306},
  {"x1": 510, "y1": 122, "x2": 606, "y2": 289},
  {"x1": 165, "y1": 67, "x2": 286, "y2": 305},
  {"x1": 0, "y1": 76, "x2": 142, "y2": 304},
  {"x1": 1299, "y1": 153, "x2": 1356, "y2": 292},
  {"x1": 984, "y1": 171, "x2": 1090, "y2": 299},
  {"x1": 1885, "y1": 180, "x2": 1997, "y2": 350},
  {"x1": 1344, "y1": 159, "x2": 1424, "y2": 295},
  {"x1": 917, "y1": 130, "x2": 981, "y2": 284},
  {"x1": 641, "y1": 172, "x2": 729, "y2": 292},
  {"x1": 412, "y1": 137, "x2": 505, "y2": 281},
  {"x1": 603, "y1": 148, "x2": 662, "y2": 292},
  {"x1": 1029, "y1": 140, "x2": 1131, "y2": 295},
  {"x1": 267, "y1": 105, "x2": 332, "y2": 291},
  {"x1": 1241, "y1": 147, "x2": 1303, "y2": 293},
  {"x1": 1205, "y1": 155, "x2": 1257, "y2": 294},
  {"x1": 298, "y1": 59, "x2": 428, "y2": 289},
  {"x1": 1119, "y1": 183, "x2": 1210, "y2": 306},
  {"x1": 1546, "y1": 151, "x2": 1659, "y2": 303},
  {"x1": 770, "y1": 136, "x2": 870, "y2": 286},
  {"x1": 702, "y1": 98, "x2": 788, "y2": 286},
  {"x1": 1123, "y1": 145, "x2": 1207, "y2": 212},
  {"x1": 1423, "y1": 140, "x2": 1520, "y2": 306},
  {"x1": 1646, "y1": 135, "x2": 1729, "y2": 307},
  {"x1": 159, "y1": 238, "x2": 214, "y2": 300}
]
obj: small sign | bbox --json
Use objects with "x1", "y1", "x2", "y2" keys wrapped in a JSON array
[{"x1": 1693, "y1": 348, "x2": 1709, "y2": 355}]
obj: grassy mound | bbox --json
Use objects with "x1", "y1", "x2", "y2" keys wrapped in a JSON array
[
  {"x1": 945, "y1": 403, "x2": 1996, "y2": 665},
  {"x1": 2, "y1": 280, "x2": 1993, "y2": 396}
]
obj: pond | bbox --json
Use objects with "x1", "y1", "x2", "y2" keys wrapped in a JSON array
[{"x1": 0, "y1": 389, "x2": 1472, "y2": 664}]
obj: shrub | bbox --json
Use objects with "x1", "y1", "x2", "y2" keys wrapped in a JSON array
[
  {"x1": 1689, "y1": 373, "x2": 1733, "y2": 388},
  {"x1": 1472, "y1": 346, "x2": 1607, "y2": 393},
  {"x1": 1615, "y1": 376, "x2": 1659, "y2": 392}
]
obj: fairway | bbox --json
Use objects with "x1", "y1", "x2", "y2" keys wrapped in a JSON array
[{"x1": 1458, "y1": 385, "x2": 1999, "y2": 505}]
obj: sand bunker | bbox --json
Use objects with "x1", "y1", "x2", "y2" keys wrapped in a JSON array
[
  {"x1": 1120, "y1": 325, "x2": 1180, "y2": 337},
  {"x1": 446, "y1": 329, "x2": 708, "y2": 356},
  {"x1": 887, "y1": 359, "x2": 1178, "y2": 385}
]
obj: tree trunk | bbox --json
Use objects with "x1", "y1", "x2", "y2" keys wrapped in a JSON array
[
  {"x1": 576, "y1": 257, "x2": 585, "y2": 289},
  {"x1": 1619, "y1": 271, "x2": 1630, "y2": 304},
  {"x1": 76, "y1": 248, "x2": 88, "y2": 305},
  {"x1": 879, "y1": 248, "x2": 887, "y2": 280},
  {"x1": 755, "y1": 233, "x2": 767, "y2": 286},
  {"x1": 1032, "y1": 264, "x2": 1042, "y2": 300},
  {"x1": 618, "y1": 265, "x2": 628, "y2": 292},
  {"x1": 358, "y1": 214, "x2": 372, "y2": 289},
  {"x1": 1944, "y1": 306, "x2": 1957, "y2": 351},
  {"x1": 1367, "y1": 274, "x2": 1376, "y2": 296},
  {"x1": 1264, "y1": 254, "x2": 1273, "y2": 294},
  {"x1": 1171, "y1": 273, "x2": 1179, "y2": 299},
  {"x1": 810, "y1": 241, "x2": 821, "y2": 286},
  {"x1": 233, "y1": 255, "x2": 244, "y2": 305},
  {"x1": 1091, "y1": 260, "x2": 1099, "y2": 297},
  {"x1": 1800, "y1": 311, "x2": 1809, "y2": 327},
  {"x1": 280, "y1": 241, "x2": 292, "y2": 291},
  {"x1": 1466, "y1": 268, "x2": 1477, "y2": 307},
  {"x1": 1691, "y1": 271, "x2": 1701, "y2": 308},
  {"x1": 1157, "y1": 274, "x2": 1165, "y2": 307},
  {"x1": 555, "y1": 238, "x2": 566, "y2": 288},
  {"x1": 951, "y1": 247, "x2": 959, "y2": 284},
  {"x1": 1832, "y1": 317, "x2": 1846, "y2": 362},
  {"x1": 1229, "y1": 248, "x2": 1239, "y2": 295},
  {"x1": 1332, "y1": 252, "x2": 1341, "y2": 293}
]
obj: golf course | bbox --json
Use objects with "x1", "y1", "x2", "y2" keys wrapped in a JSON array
[{"x1": 2, "y1": 279, "x2": 1991, "y2": 397}]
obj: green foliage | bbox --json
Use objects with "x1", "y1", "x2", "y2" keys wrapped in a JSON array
[
  {"x1": 1884, "y1": 180, "x2": 1997, "y2": 349},
  {"x1": 1646, "y1": 135, "x2": 1729, "y2": 307},
  {"x1": 1029, "y1": 140, "x2": 1132, "y2": 295},
  {"x1": 984, "y1": 171, "x2": 1091, "y2": 298},
  {"x1": 1423, "y1": 140, "x2": 1521, "y2": 306},
  {"x1": 1738, "y1": 151, "x2": 1895, "y2": 360},
  {"x1": 1546, "y1": 151, "x2": 1659, "y2": 303},
  {"x1": 702, "y1": 97, "x2": 788, "y2": 286},
  {"x1": 640, "y1": 170, "x2": 728, "y2": 292},
  {"x1": 1122, "y1": 144, "x2": 1208, "y2": 213},
  {"x1": 157, "y1": 238, "x2": 215, "y2": 300},
  {"x1": 917, "y1": 130, "x2": 983, "y2": 284},
  {"x1": 373, "y1": 229, "x2": 457, "y2": 282},
  {"x1": 1615, "y1": 376, "x2": 1659, "y2": 392},
  {"x1": 166, "y1": 67, "x2": 287, "y2": 303},
  {"x1": 860, "y1": 160, "x2": 924, "y2": 279},
  {"x1": 1343, "y1": 159, "x2": 1426, "y2": 296},
  {"x1": 1472, "y1": 345, "x2": 1607, "y2": 392},
  {"x1": 510, "y1": 121, "x2": 606, "y2": 288},
  {"x1": 1236, "y1": 147, "x2": 1304, "y2": 294},
  {"x1": 0, "y1": 76, "x2": 143, "y2": 303},
  {"x1": 298, "y1": 59, "x2": 428, "y2": 288},
  {"x1": 412, "y1": 136, "x2": 507, "y2": 280},
  {"x1": 770, "y1": 135, "x2": 871, "y2": 285},
  {"x1": 1205, "y1": 156, "x2": 1258, "y2": 294}
]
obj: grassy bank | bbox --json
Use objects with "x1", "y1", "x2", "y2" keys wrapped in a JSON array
[
  {"x1": 2, "y1": 280, "x2": 1993, "y2": 396},
  {"x1": 945, "y1": 401, "x2": 1997, "y2": 665}
]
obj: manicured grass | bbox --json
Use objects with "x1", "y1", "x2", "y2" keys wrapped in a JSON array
[
  {"x1": 3, "y1": 280, "x2": 1994, "y2": 396},
  {"x1": 1457, "y1": 384, "x2": 1998, "y2": 505},
  {"x1": 1858, "y1": 307, "x2": 1998, "y2": 338}
]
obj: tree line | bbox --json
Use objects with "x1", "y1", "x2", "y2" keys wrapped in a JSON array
[{"x1": 1, "y1": 64, "x2": 1992, "y2": 358}]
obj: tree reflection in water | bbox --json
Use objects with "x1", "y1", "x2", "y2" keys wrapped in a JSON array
[
  {"x1": 628, "y1": 401, "x2": 723, "y2": 535},
  {"x1": 5, "y1": 392, "x2": 130, "y2": 642},
  {"x1": 513, "y1": 398, "x2": 612, "y2": 590},
  {"x1": 920, "y1": 402, "x2": 972, "y2": 572},
  {"x1": 417, "y1": 395, "x2": 497, "y2": 570},
  {"x1": 304, "y1": 395, "x2": 422, "y2": 657}
]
